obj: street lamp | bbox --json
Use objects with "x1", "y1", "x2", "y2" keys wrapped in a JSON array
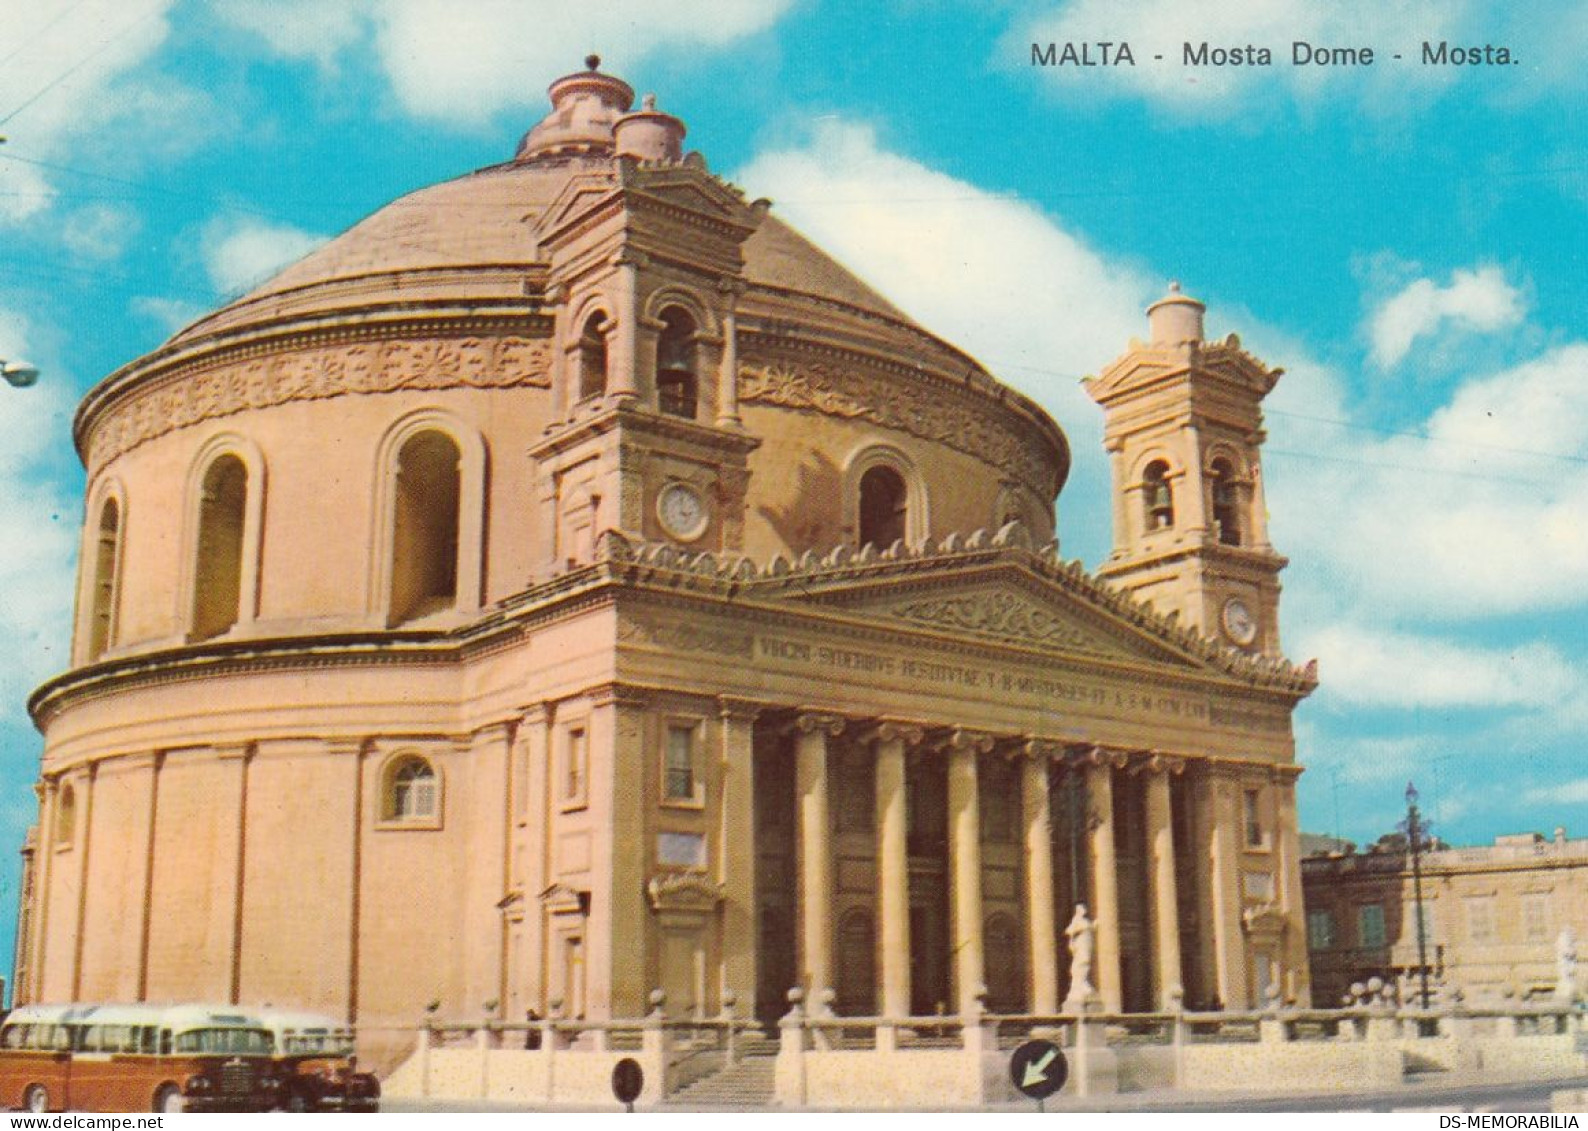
[
  {"x1": 1404, "y1": 781, "x2": 1431, "y2": 1009},
  {"x1": 1, "y1": 360, "x2": 39, "y2": 388}
]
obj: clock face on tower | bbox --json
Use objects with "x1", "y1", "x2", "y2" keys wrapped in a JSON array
[
  {"x1": 657, "y1": 482, "x2": 709, "y2": 541},
  {"x1": 1221, "y1": 597, "x2": 1259, "y2": 647}
]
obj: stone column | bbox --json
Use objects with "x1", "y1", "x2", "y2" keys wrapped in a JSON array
[
  {"x1": 1273, "y1": 771, "x2": 1309, "y2": 1005},
  {"x1": 1145, "y1": 762, "x2": 1184, "y2": 1010},
  {"x1": 873, "y1": 723, "x2": 918, "y2": 1020},
  {"x1": 716, "y1": 280, "x2": 743, "y2": 427},
  {"x1": 1022, "y1": 744, "x2": 1059, "y2": 1015},
  {"x1": 608, "y1": 252, "x2": 643, "y2": 401},
  {"x1": 718, "y1": 698, "x2": 760, "y2": 1012},
  {"x1": 1087, "y1": 758, "x2": 1123, "y2": 1013},
  {"x1": 794, "y1": 713, "x2": 843, "y2": 998},
  {"x1": 517, "y1": 706, "x2": 552, "y2": 1012},
  {"x1": 947, "y1": 730, "x2": 991, "y2": 1015},
  {"x1": 1207, "y1": 772, "x2": 1247, "y2": 1010}
]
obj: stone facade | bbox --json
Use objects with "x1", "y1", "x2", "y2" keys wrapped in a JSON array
[
  {"x1": 16, "y1": 59, "x2": 1316, "y2": 1068},
  {"x1": 1303, "y1": 828, "x2": 1588, "y2": 1007}
]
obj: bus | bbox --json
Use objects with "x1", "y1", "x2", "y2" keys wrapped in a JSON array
[
  {"x1": 0, "y1": 1003, "x2": 282, "y2": 1113},
  {"x1": 257, "y1": 1009, "x2": 380, "y2": 1112}
]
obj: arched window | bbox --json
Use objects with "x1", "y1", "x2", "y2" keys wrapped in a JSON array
[
  {"x1": 1142, "y1": 460, "x2": 1173, "y2": 532},
  {"x1": 578, "y1": 313, "x2": 609, "y2": 402},
  {"x1": 655, "y1": 307, "x2": 698, "y2": 419},
  {"x1": 55, "y1": 784, "x2": 76, "y2": 849},
  {"x1": 383, "y1": 755, "x2": 439, "y2": 822},
  {"x1": 858, "y1": 465, "x2": 907, "y2": 550},
  {"x1": 191, "y1": 454, "x2": 248, "y2": 640},
  {"x1": 389, "y1": 431, "x2": 461, "y2": 625},
  {"x1": 1210, "y1": 458, "x2": 1241, "y2": 545},
  {"x1": 87, "y1": 496, "x2": 122, "y2": 661},
  {"x1": 835, "y1": 910, "x2": 877, "y2": 1016}
]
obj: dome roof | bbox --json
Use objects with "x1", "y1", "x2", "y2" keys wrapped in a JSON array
[
  {"x1": 168, "y1": 55, "x2": 916, "y2": 349},
  {"x1": 169, "y1": 160, "x2": 915, "y2": 347}
]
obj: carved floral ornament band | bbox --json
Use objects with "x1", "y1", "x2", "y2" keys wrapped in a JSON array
[{"x1": 85, "y1": 334, "x2": 552, "y2": 465}]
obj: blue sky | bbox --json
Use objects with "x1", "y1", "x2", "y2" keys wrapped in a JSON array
[{"x1": 1, "y1": 0, "x2": 1587, "y2": 963}]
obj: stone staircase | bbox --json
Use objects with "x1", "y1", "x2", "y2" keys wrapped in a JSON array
[{"x1": 667, "y1": 1052, "x2": 778, "y2": 1109}]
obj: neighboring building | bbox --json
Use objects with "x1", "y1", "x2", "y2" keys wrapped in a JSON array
[
  {"x1": 1302, "y1": 828, "x2": 1588, "y2": 1007},
  {"x1": 15, "y1": 59, "x2": 1317, "y2": 1065}
]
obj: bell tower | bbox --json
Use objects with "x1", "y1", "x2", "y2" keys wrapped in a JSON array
[
  {"x1": 523, "y1": 58, "x2": 766, "y2": 577},
  {"x1": 1086, "y1": 284, "x2": 1287, "y2": 655}
]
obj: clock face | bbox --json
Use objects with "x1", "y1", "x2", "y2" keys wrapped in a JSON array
[
  {"x1": 1221, "y1": 597, "x2": 1258, "y2": 646},
  {"x1": 657, "y1": 482, "x2": 708, "y2": 541}
]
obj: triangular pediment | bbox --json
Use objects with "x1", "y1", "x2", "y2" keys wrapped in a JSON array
[
  {"x1": 790, "y1": 569, "x2": 1200, "y2": 669},
  {"x1": 533, "y1": 173, "x2": 622, "y2": 240}
]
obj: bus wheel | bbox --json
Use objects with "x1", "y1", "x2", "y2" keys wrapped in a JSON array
[
  {"x1": 22, "y1": 1084, "x2": 48, "y2": 1112},
  {"x1": 154, "y1": 1085, "x2": 184, "y2": 1114}
]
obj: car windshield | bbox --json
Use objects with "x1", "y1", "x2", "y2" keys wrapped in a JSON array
[{"x1": 172, "y1": 1027, "x2": 273, "y2": 1056}]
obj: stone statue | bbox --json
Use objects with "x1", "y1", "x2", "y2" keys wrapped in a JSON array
[
  {"x1": 1556, "y1": 928, "x2": 1579, "y2": 1003},
  {"x1": 1064, "y1": 903, "x2": 1098, "y2": 1008}
]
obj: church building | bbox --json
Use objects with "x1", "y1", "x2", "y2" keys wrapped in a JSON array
[{"x1": 16, "y1": 59, "x2": 1316, "y2": 1062}]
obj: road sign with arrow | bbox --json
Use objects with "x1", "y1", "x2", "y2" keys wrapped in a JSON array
[{"x1": 1009, "y1": 1038, "x2": 1068, "y2": 1105}]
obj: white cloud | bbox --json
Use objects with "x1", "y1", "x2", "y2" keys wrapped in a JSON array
[
  {"x1": 0, "y1": 0, "x2": 181, "y2": 223},
  {"x1": 60, "y1": 204, "x2": 139, "y2": 261},
  {"x1": 212, "y1": 0, "x2": 368, "y2": 69},
  {"x1": 1368, "y1": 265, "x2": 1527, "y2": 368},
  {"x1": 0, "y1": 309, "x2": 81, "y2": 711},
  {"x1": 736, "y1": 119, "x2": 1153, "y2": 463},
  {"x1": 130, "y1": 295, "x2": 204, "y2": 336},
  {"x1": 215, "y1": 0, "x2": 795, "y2": 123},
  {"x1": 200, "y1": 217, "x2": 328, "y2": 297},
  {"x1": 1523, "y1": 779, "x2": 1588, "y2": 807},
  {"x1": 1274, "y1": 343, "x2": 1588, "y2": 621},
  {"x1": 1017, "y1": 0, "x2": 1472, "y2": 117},
  {"x1": 1299, "y1": 624, "x2": 1576, "y2": 710}
]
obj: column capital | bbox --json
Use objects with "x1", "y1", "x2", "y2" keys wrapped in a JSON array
[
  {"x1": 717, "y1": 277, "x2": 748, "y2": 300},
  {"x1": 1145, "y1": 753, "x2": 1187, "y2": 776},
  {"x1": 518, "y1": 701, "x2": 554, "y2": 727},
  {"x1": 792, "y1": 712, "x2": 845, "y2": 737},
  {"x1": 858, "y1": 719, "x2": 925, "y2": 747},
  {"x1": 588, "y1": 681, "x2": 650, "y2": 710},
  {"x1": 717, "y1": 696, "x2": 763, "y2": 723},
  {"x1": 935, "y1": 727, "x2": 995, "y2": 756},
  {"x1": 1020, "y1": 738, "x2": 1065, "y2": 760}
]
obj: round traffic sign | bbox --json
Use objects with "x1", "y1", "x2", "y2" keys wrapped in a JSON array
[
  {"x1": 612, "y1": 1057, "x2": 645, "y2": 1107},
  {"x1": 1009, "y1": 1038, "x2": 1068, "y2": 1100}
]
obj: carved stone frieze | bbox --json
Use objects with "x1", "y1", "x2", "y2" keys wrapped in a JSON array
[
  {"x1": 617, "y1": 616, "x2": 755, "y2": 659},
  {"x1": 890, "y1": 589, "x2": 1113, "y2": 656},
  {"x1": 88, "y1": 335, "x2": 552, "y2": 467},
  {"x1": 737, "y1": 359, "x2": 1053, "y2": 487}
]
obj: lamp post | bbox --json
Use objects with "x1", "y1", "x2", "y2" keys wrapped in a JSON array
[
  {"x1": 1, "y1": 360, "x2": 39, "y2": 388},
  {"x1": 1404, "y1": 781, "x2": 1431, "y2": 1009}
]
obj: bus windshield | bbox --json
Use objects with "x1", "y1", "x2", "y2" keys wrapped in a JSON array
[
  {"x1": 171, "y1": 1028, "x2": 273, "y2": 1056},
  {"x1": 283, "y1": 1032, "x2": 355, "y2": 1057}
]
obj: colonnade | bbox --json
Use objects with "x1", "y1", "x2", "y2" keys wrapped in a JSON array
[{"x1": 782, "y1": 712, "x2": 1277, "y2": 1018}]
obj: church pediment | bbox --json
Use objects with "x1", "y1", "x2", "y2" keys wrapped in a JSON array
[{"x1": 804, "y1": 576, "x2": 1194, "y2": 667}]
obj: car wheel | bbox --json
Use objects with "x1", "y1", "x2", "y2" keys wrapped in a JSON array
[
  {"x1": 23, "y1": 1084, "x2": 48, "y2": 1113},
  {"x1": 154, "y1": 1085, "x2": 183, "y2": 1114}
]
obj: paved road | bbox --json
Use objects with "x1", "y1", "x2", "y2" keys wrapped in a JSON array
[{"x1": 384, "y1": 1073, "x2": 1588, "y2": 1113}]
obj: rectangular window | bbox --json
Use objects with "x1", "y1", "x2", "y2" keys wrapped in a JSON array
[
  {"x1": 1359, "y1": 903, "x2": 1386, "y2": 949},
  {"x1": 658, "y1": 831, "x2": 706, "y2": 868},
  {"x1": 1242, "y1": 871, "x2": 1275, "y2": 901},
  {"x1": 1307, "y1": 910, "x2": 1335, "y2": 951},
  {"x1": 1466, "y1": 896, "x2": 1496, "y2": 945},
  {"x1": 664, "y1": 723, "x2": 696, "y2": 801},
  {"x1": 1244, "y1": 789, "x2": 1264, "y2": 848},
  {"x1": 1522, "y1": 892, "x2": 1550, "y2": 943},
  {"x1": 564, "y1": 726, "x2": 587, "y2": 806}
]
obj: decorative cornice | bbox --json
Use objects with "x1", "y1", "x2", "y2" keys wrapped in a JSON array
[
  {"x1": 84, "y1": 329, "x2": 552, "y2": 467},
  {"x1": 595, "y1": 526, "x2": 1318, "y2": 695},
  {"x1": 645, "y1": 873, "x2": 724, "y2": 914},
  {"x1": 739, "y1": 356, "x2": 1059, "y2": 492}
]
